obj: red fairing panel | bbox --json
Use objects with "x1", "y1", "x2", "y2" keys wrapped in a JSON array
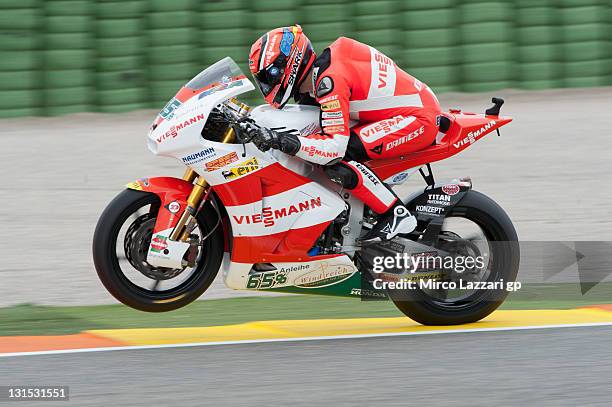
[
  {"x1": 367, "y1": 112, "x2": 512, "y2": 181},
  {"x1": 212, "y1": 163, "x2": 341, "y2": 264},
  {"x1": 126, "y1": 177, "x2": 194, "y2": 235}
]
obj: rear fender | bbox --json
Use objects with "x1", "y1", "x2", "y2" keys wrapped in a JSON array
[{"x1": 404, "y1": 178, "x2": 472, "y2": 243}]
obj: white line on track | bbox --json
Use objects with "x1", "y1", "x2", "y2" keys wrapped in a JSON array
[{"x1": 2, "y1": 322, "x2": 612, "y2": 358}]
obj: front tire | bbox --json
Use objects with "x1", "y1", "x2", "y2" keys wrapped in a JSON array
[
  {"x1": 391, "y1": 190, "x2": 520, "y2": 325},
  {"x1": 93, "y1": 189, "x2": 224, "y2": 312}
]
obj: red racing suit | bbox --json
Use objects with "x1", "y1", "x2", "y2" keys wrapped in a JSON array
[{"x1": 295, "y1": 37, "x2": 441, "y2": 214}]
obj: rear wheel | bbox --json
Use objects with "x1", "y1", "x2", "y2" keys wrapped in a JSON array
[
  {"x1": 93, "y1": 189, "x2": 224, "y2": 312},
  {"x1": 390, "y1": 190, "x2": 520, "y2": 325}
]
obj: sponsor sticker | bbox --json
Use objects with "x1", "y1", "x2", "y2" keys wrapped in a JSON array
[
  {"x1": 360, "y1": 116, "x2": 406, "y2": 141},
  {"x1": 294, "y1": 263, "x2": 356, "y2": 288},
  {"x1": 222, "y1": 157, "x2": 260, "y2": 180},
  {"x1": 321, "y1": 118, "x2": 344, "y2": 126},
  {"x1": 323, "y1": 125, "x2": 344, "y2": 135},
  {"x1": 350, "y1": 288, "x2": 387, "y2": 298},
  {"x1": 321, "y1": 100, "x2": 340, "y2": 111},
  {"x1": 321, "y1": 111, "x2": 343, "y2": 119},
  {"x1": 206, "y1": 152, "x2": 239, "y2": 171},
  {"x1": 167, "y1": 201, "x2": 181, "y2": 214},
  {"x1": 126, "y1": 181, "x2": 143, "y2": 191},
  {"x1": 354, "y1": 162, "x2": 379, "y2": 185},
  {"x1": 150, "y1": 235, "x2": 168, "y2": 253},
  {"x1": 385, "y1": 126, "x2": 424, "y2": 151},
  {"x1": 318, "y1": 94, "x2": 338, "y2": 104},
  {"x1": 442, "y1": 184, "x2": 460, "y2": 196},
  {"x1": 156, "y1": 113, "x2": 208, "y2": 144},
  {"x1": 391, "y1": 172, "x2": 409, "y2": 183},
  {"x1": 453, "y1": 120, "x2": 496, "y2": 149},
  {"x1": 182, "y1": 147, "x2": 216, "y2": 165},
  {"x1": 159, "y1": 98, "x2": 181, "y2": 120},
  {"x1": 246, "y1": 270, "x2": 288, "y2": 289},
  {"x1": 426, "y1": 193, "x2": 451, "y2": 206},
  {"x1": 416, "y1": 205, "x2": 444, "y2": 216},
  {"x1": 233, "y1": 197, "x2": 322, "y2": 228},
  {"x1": 301, "y1": 145, "x2": 340, "y2": 159}
]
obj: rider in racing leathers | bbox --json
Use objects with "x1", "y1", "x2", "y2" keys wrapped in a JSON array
[{"x1": 245, "y1": 25, "x2": 441, "y2": 242}]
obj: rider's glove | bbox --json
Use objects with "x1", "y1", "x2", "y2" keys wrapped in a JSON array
[
  {"x1": 276, "y1": 128, "x2": 302, "y2": 156},
  {"x1": 240, "y1": 121, "x2": 301, "y2": 156},
  {"x1": 251, "y1": 127, "x2": 278, "y2": 152}
]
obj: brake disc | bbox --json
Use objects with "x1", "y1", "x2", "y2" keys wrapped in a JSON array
[
  {"x1": 437, "y1": 231, "x2": 486, "y2": 277},
  {"x1": 124, "y1": 213, "x2": 184, "y2": 280}
]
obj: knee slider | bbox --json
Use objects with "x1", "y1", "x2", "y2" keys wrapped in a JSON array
[{"x1": 324, "y1": 163, "x2": 359, "y2": 189}]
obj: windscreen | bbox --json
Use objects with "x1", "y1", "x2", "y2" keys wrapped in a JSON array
[
  {"x1": 185, "y1": 57, "x2": 246, "y2": 91},
  {"x1": 152, "y1": 57, "x2": 248, "y2": 127}
]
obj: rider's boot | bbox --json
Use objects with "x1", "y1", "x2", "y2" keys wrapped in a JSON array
[{"x1": 359, "y1": 201, "x2": 417, "y2": 243}]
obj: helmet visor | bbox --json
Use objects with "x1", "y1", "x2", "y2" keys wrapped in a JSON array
[{"x1": 253, "y1": 56, "x2": 287, "y2": 96}]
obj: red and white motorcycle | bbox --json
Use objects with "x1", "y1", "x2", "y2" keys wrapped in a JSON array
[{"x1": 93, "y1": 58, "x2": 519, "y2": 325}]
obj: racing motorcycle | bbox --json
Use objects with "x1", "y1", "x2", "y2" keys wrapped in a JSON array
[{"x1": 93, "y1": 57, "x2": 519, "y2": 325}]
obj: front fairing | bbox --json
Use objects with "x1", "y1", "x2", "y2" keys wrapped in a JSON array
[{"x1": 147, "y1": 57, "x2": 255, "y2": 158}]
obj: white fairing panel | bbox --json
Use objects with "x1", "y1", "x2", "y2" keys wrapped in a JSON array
[
  {"x1": 147, "y1": 79, "x2": 255, "y2": 158},
  {"x1": 250, "y1": 104, "x2": 321, "y2": 136},
  {"x1": 225, "y1": 181, "x2": 345, "y2": 237},
  {"x1": 223, "y1": 255, "x2": 357, "y2": 291}
]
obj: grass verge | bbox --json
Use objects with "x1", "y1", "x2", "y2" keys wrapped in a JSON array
[{"x1": 1, "y1": 283, "x2": 610, "y2": 336}]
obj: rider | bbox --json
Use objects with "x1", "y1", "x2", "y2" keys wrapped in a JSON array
[{"x1": 246, "y1": 25, "x2": 441, "y2": 242}]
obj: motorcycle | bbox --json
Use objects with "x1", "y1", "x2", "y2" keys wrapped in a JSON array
[{"x1": 93, "y1": 57, "x2": 519, "y2": 325}]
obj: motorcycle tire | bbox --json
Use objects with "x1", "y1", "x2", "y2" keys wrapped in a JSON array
[
  {"x1": 93, "y1": 189, "x2": 224, "y2": 312},
  {"x1": 391, "y1": 190, "x2": 520, "y2": 325}
]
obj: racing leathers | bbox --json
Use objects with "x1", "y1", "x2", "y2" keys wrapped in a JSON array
[{"x1": 293, "y1": 37, "x2": 441, "y2": 240}]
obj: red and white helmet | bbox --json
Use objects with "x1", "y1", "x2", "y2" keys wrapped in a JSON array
[{"x1": 249, "y1": 25, "x2": 316, "y2": 109}]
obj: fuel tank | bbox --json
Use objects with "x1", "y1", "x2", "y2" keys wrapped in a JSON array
[{"x1": 250, "y1": 104, "x2": 321, "y2": 136}]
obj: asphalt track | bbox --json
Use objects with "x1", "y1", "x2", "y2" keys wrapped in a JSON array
[
  {"x1": 2, "y1": 87, "x2": 612, "y2": 306},
  {"x1": 2, "y1": 326, "x2": 612, "y2": 406}
]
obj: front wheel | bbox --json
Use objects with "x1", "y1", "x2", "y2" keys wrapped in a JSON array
[
  {"x1": 390, "y1": 190, "x2": 520, "y2": 325},
  {"x1": 93, "y1": 189, "x2": 224, "y2": 312}
]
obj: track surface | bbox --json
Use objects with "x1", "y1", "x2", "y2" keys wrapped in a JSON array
[
  {"x1": 2, "y1": 326, "x2": 612, "y2": 406},
  {"x1": 1, "y1": 88, "x2": 612, "y2": 306}
]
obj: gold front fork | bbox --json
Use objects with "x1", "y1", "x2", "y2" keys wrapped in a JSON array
[
  {"x1": 182, "y1": 168, "x2": 197, "y2": 183},
  {"x1": 170, "y1": 127, "x2": 236, "y2": 241}
]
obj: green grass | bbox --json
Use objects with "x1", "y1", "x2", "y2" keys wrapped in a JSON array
[
  {"x1": 1, "y1": 282, "x2": 610, "y2": 337},
  {"x1": 0, "y1": 296, "x2": 400, "y2": 337}
]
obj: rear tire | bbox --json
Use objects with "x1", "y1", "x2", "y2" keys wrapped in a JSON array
[
  {"x1": 391, "y1": 190, "x2": 520, "y2": 325},
  {"x1": 93, "y1": 189, "x2": 224, "y2": 312}
]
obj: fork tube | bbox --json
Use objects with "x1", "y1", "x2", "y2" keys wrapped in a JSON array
[
  {"x1": 221, "y1": 127, "x2": 236, "y2": 143},
  {"x1": 170, "y1": 176, "x2": 208, "y2": 241},
  {"x1": 182, "y1": 168, "x2": 197, "y2": 183},
  {"x1": 170, "y1": 127, "x2": 235, "y2": 241}
]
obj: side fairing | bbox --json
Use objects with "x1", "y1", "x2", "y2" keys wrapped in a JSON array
[{"x1": 212, "y1": 162, "x2": 346, "y2": 264}]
